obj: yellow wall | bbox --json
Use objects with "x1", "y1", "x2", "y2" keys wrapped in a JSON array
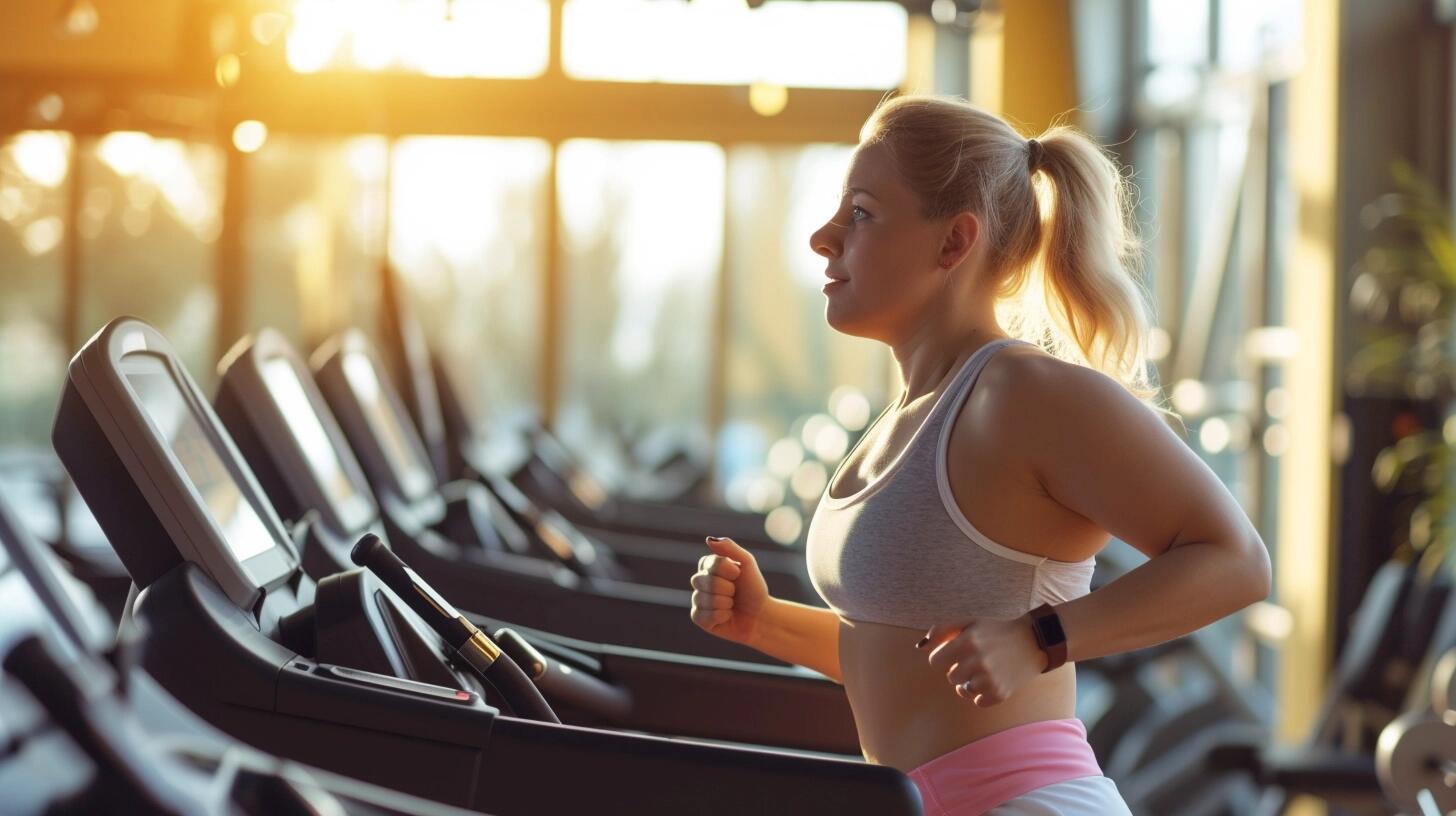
[
  {"x1": 1280, "y1": 0, "x2": 1340, "y2": 748},
  {"x1": 974, "y1": 0, "x2": 1079, "y2": 134}
]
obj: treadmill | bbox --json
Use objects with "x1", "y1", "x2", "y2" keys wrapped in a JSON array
[
  {"x1": 50, "y1": 315, "x2": 920, "y2": 815},
  {"x1": 306, "y1": 328, "x2": 795, "y2": 663},
  {"x1": 213, "y1": 326, "x2": 861, "y2": 751},
  {"x1": 0, "y1": 489, "x2": 485, "y2": 816},
  {"x1": 365, "y1": 302, "x2": 818, "y2": 599},
  {"x1": 375, "y1": 269, "x2": 786, "y2": 551}
]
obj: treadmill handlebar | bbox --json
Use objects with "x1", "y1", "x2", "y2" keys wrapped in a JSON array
[
  {"x1": 351, "y1": 533, "x2": 560, "y2": 723},
  {"x1": 350, "y1": 533, "x2": 560, "y2": 723},
  {"x1": 351, "y1": 534, "x2": 474, "y2": 650}
]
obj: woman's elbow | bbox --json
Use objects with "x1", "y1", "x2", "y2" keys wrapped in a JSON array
[{"x1": 1240, "y1": 534, "x2": 1273, "y2": 605}]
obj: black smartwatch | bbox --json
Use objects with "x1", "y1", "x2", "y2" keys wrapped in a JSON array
[{"x1": 1028, "y1": 603, "x2": 1068, "y2": 673}]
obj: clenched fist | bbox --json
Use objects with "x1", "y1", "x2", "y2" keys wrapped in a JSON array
[{"x1": 689, "y1": 536, "x2": 771, "y2": 647}]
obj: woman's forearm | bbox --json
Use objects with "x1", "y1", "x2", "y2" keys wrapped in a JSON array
[
  {"x1": 749, "y1": 598, "x2": 844, "y2": 682},
  {"x1": 1058, "y1": 534, "x2": 1271, "y2": 664}
]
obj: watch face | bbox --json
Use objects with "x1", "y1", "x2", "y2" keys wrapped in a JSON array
[{"x1": 1035, "y1": 612, "x2": 1066, "y2": 645}]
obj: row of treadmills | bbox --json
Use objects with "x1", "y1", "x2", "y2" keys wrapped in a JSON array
[{"x1": 0, "y1": 310, "x2": 923, "y2": 814}]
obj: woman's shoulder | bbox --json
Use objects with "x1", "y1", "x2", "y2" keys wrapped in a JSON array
[
  {"x1": 979, "y1": 341, "x2": 1108, "y2": 396},
  {"x1": 969, "y1": 341, "x2": 1157, "y2": 435}
]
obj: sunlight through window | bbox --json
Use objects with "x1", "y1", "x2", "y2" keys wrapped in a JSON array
[
  {"x1": 0, "y1": 132, "x2": 71, "y2": 445},
  {"x1": 391, "y1": 136, "x2": 550, "y2": 425},
  {"x1": 562, "y1": 0, "x2": 906, "y2": 88},
  {"x1": 556, "y1": 140, "x2": 724, "y2": 483},
  {"x1": 285, "y1": 0, "x2": 549, "y2": 78}
]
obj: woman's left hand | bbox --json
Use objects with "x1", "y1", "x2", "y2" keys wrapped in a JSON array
[{"x1": 918, "y1": 615, "x2": 1046, "y2": 707}]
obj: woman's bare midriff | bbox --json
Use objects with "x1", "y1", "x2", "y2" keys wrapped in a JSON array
[
  {"x1": 838, "y1": 617, "x2": 1078, "y2": 771},
  {"x1": 827, "y1": 344, "x2": 1104, "y2": 772}
]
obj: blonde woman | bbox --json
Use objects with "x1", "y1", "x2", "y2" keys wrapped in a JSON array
[{"x1": 690, "y1": 96, "x2": 1271, "y2": 815}]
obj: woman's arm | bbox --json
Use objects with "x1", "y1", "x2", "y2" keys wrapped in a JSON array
[
  {"x1": 1056, "y1": 534, "x2": 1268, "y2": 662},
  {"x1": 1009, "y1": 359, "x2": 1273, "y2": 659},
  {"x1": 692, "y1": 537, "x2": 844, "y2": 682},
  {"x1": 750, "y1": 598, "x2": 844, "y2": 682},
  {"x1": 923, "y1": 356, "x2": 1270, "y2": 705}
]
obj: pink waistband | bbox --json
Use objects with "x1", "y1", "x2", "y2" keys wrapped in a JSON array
[{"x1": 906, "y1": 718, "x2": 1103, "y2": 816}]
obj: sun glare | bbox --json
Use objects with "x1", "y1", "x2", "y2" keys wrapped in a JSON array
[
  {"x1": 748, "y1": 82, "x2": 790, "y2": 117},
  {"x1": 562, "y1": 0, "x2": 906, "y2": 89},
  {"x1": 284, "y1": 0, "x2": 548, "y2": 78},
  {"x1": 279, "y1": 0, "x2": 901, "y2": 86},
  {"x1": 390, "y1": 136, "x2": 549, "y2": 295},
  {"x1": 558, "y1": 140, "x2": 723, "y2": 373},
  {"x1": 93, "y1": 132, "x2": 221, "y2": 241},
  {"x1": 10, "y1": 132, "x2": 71, "y2": 189},
  {"x1": 232, "y1": 121, "x2": 270, "y2": 153}
]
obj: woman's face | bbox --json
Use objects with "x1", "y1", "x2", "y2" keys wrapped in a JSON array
[{"x1": 809, "y1": 142, "x2": 949, "y2": 342}]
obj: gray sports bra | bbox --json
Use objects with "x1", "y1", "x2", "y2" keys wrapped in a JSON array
[{"x1": 805, "y1": 338, "x2": 1095, "y2": 630}]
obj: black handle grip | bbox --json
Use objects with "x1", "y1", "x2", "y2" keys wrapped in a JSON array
[
  {"x1": 495, "y1": 629, "x2": 633, "y2": 721},
  {"x1": 350, "y1": 534, "x2": 411, "y2": 594},
  {"x1": 350, "y1": 535, "x2": 561, "y2": 724},
  {"x1": 493, "y1": 628, "x2": 547, "y2": 678},
  {"x1": 351, "y1": 533, "x2": 469, "y2": 647},
  {"x1": 484, "y1": 653, "x2": 560, "y2": 723}
]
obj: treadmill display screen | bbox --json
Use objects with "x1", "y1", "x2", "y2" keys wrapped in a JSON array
[
  {"x1": 341, "y1": 352, "x2": 432, "y2": 499},
  {"x1": 123, "y1": 354, "x2": 276, "y2": 562},
  {"x1": 261, "y1": 358, "x2": 360, "y2": 508}
]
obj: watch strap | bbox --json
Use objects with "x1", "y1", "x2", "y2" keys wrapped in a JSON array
[{"x1": 1029, "y1": 603, "x2": 1068, "y2": 673}]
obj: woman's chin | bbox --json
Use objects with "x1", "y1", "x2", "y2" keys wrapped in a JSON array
[{"x1": 823, "y1": 302, "x2": 876, "y2": 339}]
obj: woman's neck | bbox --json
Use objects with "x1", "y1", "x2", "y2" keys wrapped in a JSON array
[{"x1": 889, "y1": 320, "x2": 1007, "y2": 408}]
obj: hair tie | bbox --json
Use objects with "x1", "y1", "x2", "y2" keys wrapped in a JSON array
[{"x1": 1026, "y1": 138, "x2": 1045, "y2": 173}]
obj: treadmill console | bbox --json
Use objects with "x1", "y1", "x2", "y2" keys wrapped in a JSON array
[
  {"x1": 53, "y1": 318, "x2": 295, "y2": 609},
  {"x1": 262, "y1": 357, "x2": 362, "y2": 513},
  {"x1": 125, "y1": 353, "x2": 277, "y2": 563},
  {"x1": 312, "y1": 331, "x2": 438, "y2": 505},
  {"x1": 216, "y1": 329, "x2": 377, "y2": 535}
]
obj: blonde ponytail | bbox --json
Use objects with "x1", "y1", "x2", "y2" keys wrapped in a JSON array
[
  {"x1": 861, "y1": 96, "x2": 1166, "y2": 410},
  {"x1": 1011, "y1": 126, "x2": 1159, "y2": 401}
]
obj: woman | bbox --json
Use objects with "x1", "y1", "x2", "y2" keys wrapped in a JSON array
[{"x1": 689, "y1": 96, "x2": 1272, "y2": 815}]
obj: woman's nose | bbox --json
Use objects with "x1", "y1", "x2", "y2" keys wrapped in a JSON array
[{"x1": 809, "y1": 219, "x2": 841, "y2": 259}]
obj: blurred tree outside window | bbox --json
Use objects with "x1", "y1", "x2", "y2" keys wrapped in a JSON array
[
  {"x1": 77, "y1": 133, "x2": 222, "y2": 389},
  {"x1": 556, "y1": 139, "x2": 723, "y2": 486},
  {"x1": 390, "y1": 136, "x2": 549, "y2": 428},
  {"x1": 0, "y1": 132, "x2": 71, "y2": 448},
  {"x1": 243, "y1": 136, "x2": 388, "y2": 351}
]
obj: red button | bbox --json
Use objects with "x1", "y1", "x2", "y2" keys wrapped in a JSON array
[{"x1": 455, "y1": 691, "x2": 472, "y2": 701}]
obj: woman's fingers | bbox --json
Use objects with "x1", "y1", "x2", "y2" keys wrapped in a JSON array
[
  {"x1": 918, "y1": 622, "x2": 967, "y2": 655},
  {"x1": 945, "y1": 654, "x2": 987, "y2": 686},
  {"x1": 695, "y1": 553, "x2": 741, "y2": 579},
  {"x1": 706, "y1": 536, "x2": 755, "y2": 565},
  {"x1": 923, "y1": 622, "x2": 961, "y2": 644},
  {"x1": 927, "y1": 631, "x2": 974, "y2": 674},
  {"x1": 691, "y1": 590, "x2": 733, "y2": 611},
  {"x1": 691, "y1": 607, "x2": 731, "y2": 629},
  {"x1": 691, "y1": 539, "x2": 755, "y2": 637},
  {"x1": 710, "y1": 555, "x2": 741, "y2": 580},
  {"x1": 690, "y1": 573, "x2": 735, "y2": 595},
  {"x1": 955, "y1": 673, "x2": 1005, "y2": 706}
]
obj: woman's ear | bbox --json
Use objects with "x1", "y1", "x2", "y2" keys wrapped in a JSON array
[{"x1": 938, "y1": 212, "x2": 981, "y2": 270}]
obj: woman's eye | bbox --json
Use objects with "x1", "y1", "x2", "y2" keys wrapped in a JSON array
[{"x1": 851, "y1": 205, "x2": 870, "y2": 221}]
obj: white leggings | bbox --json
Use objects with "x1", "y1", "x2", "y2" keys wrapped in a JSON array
[{"x1": 984, "y1": 776, "x2": 1133, "y2": 816}]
